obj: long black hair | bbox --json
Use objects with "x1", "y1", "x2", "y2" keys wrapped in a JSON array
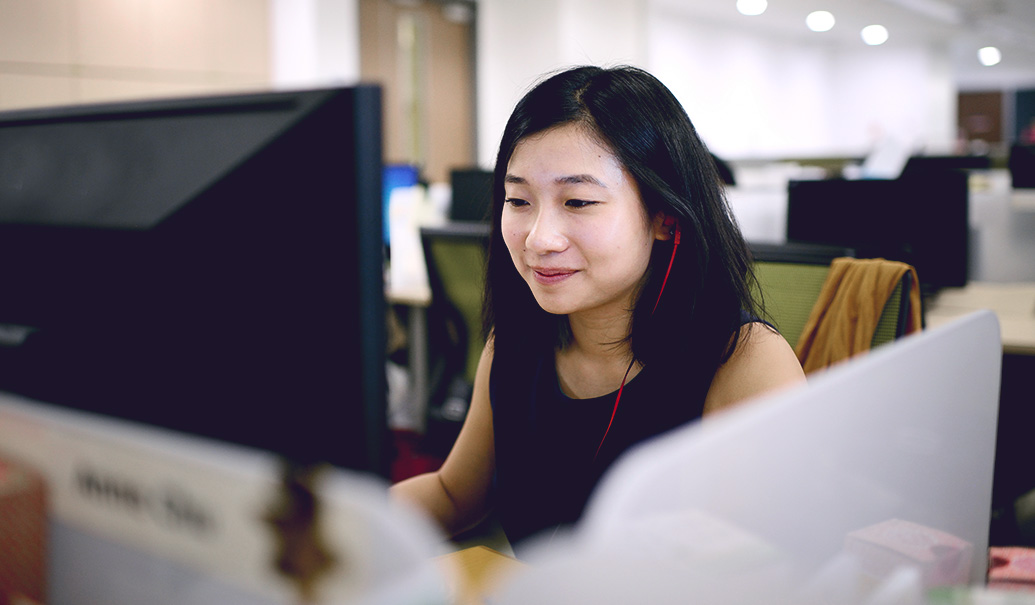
[{"x1": 483, "y1": 65, "x2": 758, "y2": 381}]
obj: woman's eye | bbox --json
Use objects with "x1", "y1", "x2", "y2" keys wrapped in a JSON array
[
  {"x1": 566, "y1": 199, "x2": 597, "y2": 209},
  {"x1": 504, "y1": 197, "x2": 529, "y2": 207}
]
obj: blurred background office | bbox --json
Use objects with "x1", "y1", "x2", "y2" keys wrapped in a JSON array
[
  {"x1": 3, "y1": 0, "x2": 1034, "y2": 169},
  {"x1": 2, "y1": 0, "x2": 1033, "y2": 277},
  {"x1": 3, "y1": 0, "x2": 1035, "y2": 545}
]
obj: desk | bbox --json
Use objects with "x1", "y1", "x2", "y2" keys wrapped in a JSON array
[
  {"x1": 1013, "y1": 188, "x2": 1035, "y2": 211},
  {"x1": 387, "y1": 281, "x2": 432, "y2": 431},
  {"x1": 438, "y1": 546, "x2": 524, "y2": 605},
  {"x1": 926, "y1": 282, "x2": 1035, "y2": 356},
  {"x1": 927, "y1": 282, "x2": 1035, "y2": 546},
  {"x1": 967, "y1": 172, "x2": 1035, "y2": 283}
]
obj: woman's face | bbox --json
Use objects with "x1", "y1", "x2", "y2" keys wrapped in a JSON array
[{"x1": 502, "y1": 123, "x2": 668, "y2": 319}]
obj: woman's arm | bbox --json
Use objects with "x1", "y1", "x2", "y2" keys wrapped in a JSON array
[
  {"x1": 702, "y1": 323, "x2": 806, "y2": 416},
  {"x1": 390, "y1": 341, "x2": 497, "y2": 537}
]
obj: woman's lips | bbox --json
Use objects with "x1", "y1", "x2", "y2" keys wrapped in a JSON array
[{"x1": 532, "y1": 268, "x2": 577, "y2": 285}]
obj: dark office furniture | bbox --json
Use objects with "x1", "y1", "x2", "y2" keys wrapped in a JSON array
[
  {"x1": 450, "y1": 168, "x2": 494, "y2": 222},
  {"x1": 419, "y1": 221, "x2": 491, "y2": 455},
  {"x1": 786, "y1": 168, "x2": 969, "y2": 295},
  {"x1": 0, "y1": 86, "x2": 389, "y2": 475},
  {"x1": 1009, "y1": 144, "x2": 1035, "y2": 189}
]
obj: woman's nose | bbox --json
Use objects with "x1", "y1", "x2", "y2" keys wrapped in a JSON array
[{"x1": 526, "y1": 208, "x2": 568, "y2": 254}]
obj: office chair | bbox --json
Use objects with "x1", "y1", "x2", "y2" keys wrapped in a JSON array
[
  {"x1": 419, "y1": 221, "x2": 491, "y2": 454},
  {"x1": 420, "y1": 222, "x2": 491, "y2": 382},
  {"x1": 749, "y1": 243, "x2": 920, "y2": 374},
  {"x1": 749, "y1": 242, "x2": 855, "y2": 351},
  {"x1": 870, "y1": 270, "x2": 913, "y2": 348}
]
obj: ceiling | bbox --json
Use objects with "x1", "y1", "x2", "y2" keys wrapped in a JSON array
[{"x1": 650, "y1": 0, "x2": 1035, "y2": 88}]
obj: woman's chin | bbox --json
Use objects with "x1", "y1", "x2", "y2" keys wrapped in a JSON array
[{"x1": 529, "y1": 292, "x2": 577, "y2": 316}]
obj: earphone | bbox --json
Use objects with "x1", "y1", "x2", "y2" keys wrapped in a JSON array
[
  {"x1": 653, "y1": 217, "x2": 682, "y2": 314},
  {"x1": 595, "y1": 216, "x2": 681, "y2": 460}
]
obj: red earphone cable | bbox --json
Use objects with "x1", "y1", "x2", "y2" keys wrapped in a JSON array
[
  {"x1": 595, "y1": 228, "x2": 681, "y2": 461},
  {"x1": 652, "y1": 228, "x2": 681, "y2": 314},
  {"x1": 595, "y1": 359, "x2": 635, "y2": 460}
]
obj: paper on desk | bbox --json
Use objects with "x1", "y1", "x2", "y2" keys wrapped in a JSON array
[
  {"x1": 388, "y1": 185, "x2": 430, "y2": 296},
  {"x1": 0, "y1": 393, "x2": 452, "y2": 605}
]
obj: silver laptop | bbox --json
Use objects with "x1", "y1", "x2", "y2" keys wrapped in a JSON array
[{"x1": 495, "y1": 311, "x2": 1002, "y2": 604}]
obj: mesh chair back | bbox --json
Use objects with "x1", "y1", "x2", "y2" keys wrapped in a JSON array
[
  {"x1": 420, "y1": 222, "x2": 490, "y2": 384},
  {"x1": 750, "y1": 243, "x2": 915, "y2": 352},
  {"x1": 752, "y1": 261, "x2": 830, "y2": 351},
  {"x1": 749, "y1": 242, "x2": 854, "y2": 350}
]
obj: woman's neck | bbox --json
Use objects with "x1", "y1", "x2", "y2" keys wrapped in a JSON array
[
  {"x1": 565, "y1": 309, "x2": 631, "y2": 359},
  {"x1": 556, "y1": 308, "x2": 640, "y2": 399}
]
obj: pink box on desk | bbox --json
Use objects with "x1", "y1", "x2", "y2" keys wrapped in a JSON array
[
  {"x1": 844, "y1": 518, "x2": 973, "y2": 588},
  {"x1": 988, "y1": 546, "x2": 1035, "y2": 592}
]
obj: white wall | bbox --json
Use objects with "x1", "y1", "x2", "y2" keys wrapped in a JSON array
[
  {"x1": 476, "y1": 0, "x2": 647, "y2": 167},
  {"x1": 270, "y1": 0, "x2": 360, "y2": 88},
  {"x1": 269, "y1": 0, "x2": 959, "y2": 164},
  {"x1": 649, "y1": 8, "x2": 956, "y2": 159},
  {"x1": 476, "y1": 0, "x2": 957, "y2": 163},
  {"x1": 648, "y1": 13, "x2": 834, "y2": 159},
  {"x1": 825, "y1": 43, "x2": 956, "y2": 157},
  {"x1": 0, "y1": 0, "x2": 271, "y2": 112}
]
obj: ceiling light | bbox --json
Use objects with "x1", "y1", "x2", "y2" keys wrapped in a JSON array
[
  {"x1": 978, "y1": 46, "x2": 1002, "y2": 67},
  {"x1": 806, "y1": 11, "x2": 836, "y2": 32},
  {"x1": 861, "y1": 24, "x2": 889, "y2": 46},
  {"x1": 736, "y1": 0, "x2": 767, "y2": 16}
]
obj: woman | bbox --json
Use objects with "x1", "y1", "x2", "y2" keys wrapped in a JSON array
[{"x1": 392, "y1": 65, "x2": 804, "y2": 551}]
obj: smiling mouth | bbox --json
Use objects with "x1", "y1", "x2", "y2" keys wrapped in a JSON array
[{"x1": 532, "y1": 269, "x2": 577, "y2": 285}]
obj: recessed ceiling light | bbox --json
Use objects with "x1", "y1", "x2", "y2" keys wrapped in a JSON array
[
  {"x1": 736, "y1": 0, "x2": 768, "y2": 16},
  {"x1": 806, "y1": 11, "x2": 835, "y2": 32},
  {"x1": 978, "y1": 46, "x2": 1002, "y2": 66},
  {"x1": 861, "y1": 24, "x2": 889, "y2": 46}
]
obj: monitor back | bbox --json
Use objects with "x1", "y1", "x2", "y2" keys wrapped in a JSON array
[
  {"x1": 449, "y1": 168, "x2": 493, "y2": 222},
  {"x1": 1010, "y1": 144, "x2": 1035, "y2": 189},
  {"x1": 786, "y1": 173, "x2": 969, "y2": 292},
  {"x1": 495, "y1": 311, "x2": 1002, "y2": 603},
  {"x1": 0, "y1": 87, "x2": 388, "y2": 474}
]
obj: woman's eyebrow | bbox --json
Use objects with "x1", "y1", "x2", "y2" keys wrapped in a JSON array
[
  {"x1": 556, "y1": 174, "x2": 607, "y2": 187},
  {"x1": 503, "y1": 173, "x2": 607, "y2": 187}
]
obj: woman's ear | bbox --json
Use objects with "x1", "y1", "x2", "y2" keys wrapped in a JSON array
[{"x1": 652, "y1": 212, "x2": 677, "y2": 241}]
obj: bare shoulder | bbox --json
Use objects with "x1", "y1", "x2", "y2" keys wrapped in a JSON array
[{"x1": 702, "y1": 322, "x2": 806, "y2": 416}]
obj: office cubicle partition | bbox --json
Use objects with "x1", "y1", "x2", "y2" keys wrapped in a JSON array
[{"x1": 786, "y1": 169, "x2": 969, "y2": 295}]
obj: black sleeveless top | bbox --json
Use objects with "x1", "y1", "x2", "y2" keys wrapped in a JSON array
[{"x1": 489, "y1": 311, "x2": 762, "y2": 552}]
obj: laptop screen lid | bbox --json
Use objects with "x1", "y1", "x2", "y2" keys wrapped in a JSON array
[{"x1": 499, "y1": 311, "x2": 1002, "y2": 603}]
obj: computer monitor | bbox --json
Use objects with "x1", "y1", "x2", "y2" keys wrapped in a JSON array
[
  {"x1": 901, "y1": 154, "x2": 991, "y2": 177},
  {"x1": 786, "y1": 170, "x2": 969, "y2": 294},
  {"x1": 1009, "y1": 143, "x2": 1035, "y2": 189},
  {"x1": 449, "y1": 168, "x2": 493, "y2": 222},
  {"x1": 383, "y1": 163, "x2": 420, "y2": 246},
  {"x1": 0, "y1": 86, "x2": 389, "y2": 476}
]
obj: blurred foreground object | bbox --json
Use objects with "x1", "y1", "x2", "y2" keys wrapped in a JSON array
[
  {"x1": 487, "y1": 312, "x2": 1001, "y2": 605},
  {"x1": 0, "y1": 454, "x2": 47, "y2": 604}
]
